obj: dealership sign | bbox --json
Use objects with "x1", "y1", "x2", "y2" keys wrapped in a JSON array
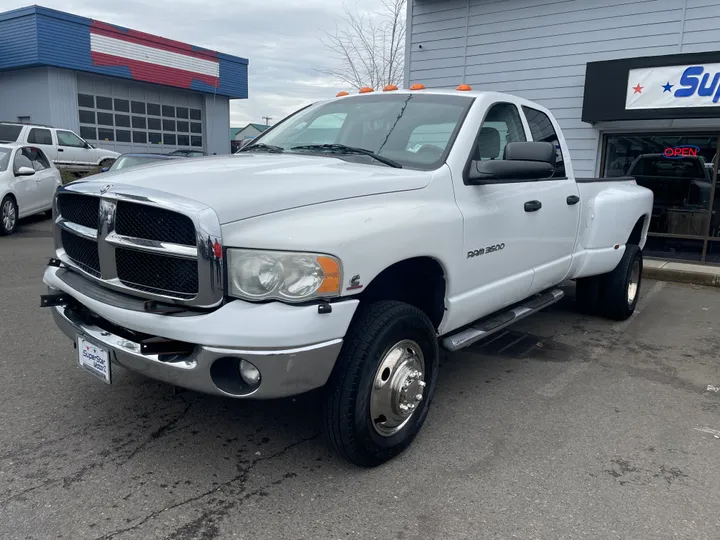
[{"x1": 625, "y1": 63, "x2": 720, "y2": 110}]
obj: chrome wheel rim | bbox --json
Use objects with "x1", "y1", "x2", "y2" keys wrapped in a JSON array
[
  {"x1": 627, "y1": 259, "x2": 640, "y2": 305},
  {"x1": 2, "y1": 200, "x2": 16, "y2": 231},
  {"x1": 370, "y1": 339, "x2": 426, "y2": 437}
]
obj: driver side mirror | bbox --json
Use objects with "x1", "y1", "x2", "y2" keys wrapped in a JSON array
[
  {"x1": 467, "y1": 141, "x2": 556, "y2": 185},
  {"x1": 15, "y1": 166, "x2": 35, "y2": 176}
]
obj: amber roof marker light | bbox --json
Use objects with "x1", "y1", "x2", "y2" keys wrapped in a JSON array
[
  {"x1": 409, "y1": 83, "x2": 425, "y2": 90},
  {"x1": 359, "y1": 87, "x2": 374, "y2": 93},
  {"x1": 383, "y1": 84, "x2": 398, "y2": 91},
  {"x1": 336, "y1": 91, "x2": 349, "y2": 97},
  {"x1": 456, "y1": 84, "x2": 472, "y2": 91}
]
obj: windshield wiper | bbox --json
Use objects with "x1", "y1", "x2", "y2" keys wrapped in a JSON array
[
  {"x1": 239, "y1": 143, "x2": 284, "y2": 153},
  {"x1": 290, "y1": 144, "x2": 402, "y2": 168}
]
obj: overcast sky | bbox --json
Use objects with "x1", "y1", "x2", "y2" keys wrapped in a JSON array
[{"x1": 1, "y1": 0, "x2": 389, "y2": 127}]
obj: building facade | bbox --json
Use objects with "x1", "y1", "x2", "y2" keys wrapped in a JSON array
[
  {"x1": 406, "y1": 0, "x2": 720, "y2": 264},
  {"x1": 0, "y1": 6, "x2": 248, "y2": 156}
]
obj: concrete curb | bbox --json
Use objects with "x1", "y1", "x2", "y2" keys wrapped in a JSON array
[{"x1": 643, "y1": 267, "x2": 720, "y2": 288}]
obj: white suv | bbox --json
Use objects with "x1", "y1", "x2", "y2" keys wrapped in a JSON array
[{"x1": 0, "y1": 122, "x2": 119, "y2": 172}]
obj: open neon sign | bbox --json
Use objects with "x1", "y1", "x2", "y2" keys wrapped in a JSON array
[{"x1": 663, "y1": 145, "x2": 700, "y2": 159}]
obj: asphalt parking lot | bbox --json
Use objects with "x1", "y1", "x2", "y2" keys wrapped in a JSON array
[{"x1": 2, "y1": 216, "x2": 720, "y2": 540}]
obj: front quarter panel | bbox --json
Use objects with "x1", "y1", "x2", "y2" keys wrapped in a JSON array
[{"x1": 220, "y1": 167, "x2": 463, "y2": 304}]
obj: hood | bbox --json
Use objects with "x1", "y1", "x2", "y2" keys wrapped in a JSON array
[{"x1": 81, "y1": 153, "x2": 432, "y2": 223}]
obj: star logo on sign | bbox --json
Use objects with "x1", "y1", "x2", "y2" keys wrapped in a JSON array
[
  {"x1": 632, "y1": 83, "x2": 644, "y2": 94},
  {"x1": 662, "y1": 82, "x2": 674, "y2": 92}
]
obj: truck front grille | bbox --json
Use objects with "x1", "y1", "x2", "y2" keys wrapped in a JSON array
[
  {"x1": 115, "y1": 201, "x2": 197, "y2": 246},
  {"x1": 61, "y1": 229, "x2": 100, "y2": 277},
  {"x1": 116, "y1": 248, "x2": 198, "y2": 298},
  {"x1": 53, "y1": 188, "x2": 223, "y2": 308},
  {"x1": 57, "y1": 194, "x2": 99, "y2": 229}
]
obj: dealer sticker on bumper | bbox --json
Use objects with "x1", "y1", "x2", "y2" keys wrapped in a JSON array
[{"x1": 77, "y1": 337, "x2": 111, "y2": 384}]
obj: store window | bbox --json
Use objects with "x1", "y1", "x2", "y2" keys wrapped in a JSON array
[{"x1": 603, "y1": 133, "x2": 719, "y2": 263}]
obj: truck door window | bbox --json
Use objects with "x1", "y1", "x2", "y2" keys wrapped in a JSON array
[
  {"x1": 27, "y1": 128, "x2": 53, "y2": 146},
  {"x1": 472, "y1": 103, "x2": 526, "y2": 161},
  {"x1": 57, "y1": 130, "x2": 86, "y2": 148},
  {"x1": 523, "y1": 106, "x2": 565, "y2": 177}
]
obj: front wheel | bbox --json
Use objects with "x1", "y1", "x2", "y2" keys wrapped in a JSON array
[
  {"x1": 1, "y1": 196, "x2": 18, "y2": 236},
  {"x1": 599, "y1": 244, "x2": 643, "y2": 321},
  {"x1": 322, "y1": 301, "x2": 439, "y2": 467}
]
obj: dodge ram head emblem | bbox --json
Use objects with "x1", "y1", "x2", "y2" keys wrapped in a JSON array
[{"x1": 99, "y1": 184, "x2": 114, "y2": 195}]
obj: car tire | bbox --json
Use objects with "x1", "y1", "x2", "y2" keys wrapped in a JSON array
[
  {"x1": 45, "y1": 209, "x2": 53, "y2": 219},
  {"x1": 599, "y1": 244, "x2": 643, "y2": 321},
  {"x1": 1, "y1": 196, "x2": 18, "y2": 236},
  {"x1": 575, "y1": 276, "x2": 602, "y2": 315},
  {"x1": 99, "y1": 159, "x2": 114, "y2": 169},
  {"x1": 322, "y1": 301, "x2": 439, "y2": 467}
]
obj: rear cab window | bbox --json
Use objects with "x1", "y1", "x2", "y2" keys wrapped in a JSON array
[
  {"x1": 27, "y1": 128, "x2": 53, "y2": 146},
  {"x1": 522, "y1": 106, "x2": 566, "y2": 177},
  {"x1": 0, "y1": 125, "x2": 23, "y2": 143}
]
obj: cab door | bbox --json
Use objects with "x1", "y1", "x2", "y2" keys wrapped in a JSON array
[
  {"x1": 56, "y1": 130, "x2": 94, "y2": 167},
  {"x1": 520, "y1": 106, "x2": 581, "y2": 294},
  {"x1": 449, "y1": 102, "x2": 539, "y2": 327}
]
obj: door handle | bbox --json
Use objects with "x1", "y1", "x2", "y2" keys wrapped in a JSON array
[
  {"x1": 524, "y1": 200, "x2": 542, "y2": 212},
  {"x1": 58, "y1": 148, "x2": 64, "y2": 152},
  {"x1": 566, "y1": 195, "x2": 580, "y2": 205}
]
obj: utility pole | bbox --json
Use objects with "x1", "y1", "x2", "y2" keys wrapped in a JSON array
[{"x1": 262, "y1": 116, "x2": 272, "y2": 125}]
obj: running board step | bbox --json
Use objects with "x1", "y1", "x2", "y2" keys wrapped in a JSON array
[{"x1": 441, "y1": 289, "x2": 564, "y2": 352}]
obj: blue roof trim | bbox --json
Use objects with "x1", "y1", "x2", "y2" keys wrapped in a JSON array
[{"x1": 0, "y1": 4, "x2": 249, "y2": 97}]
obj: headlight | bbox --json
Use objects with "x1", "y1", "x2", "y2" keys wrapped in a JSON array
[{"x1": 226, "y1": 249, "x2": 342, "y2": 302}]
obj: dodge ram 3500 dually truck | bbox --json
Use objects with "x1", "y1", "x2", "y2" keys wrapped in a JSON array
[{"x1": 42, "y1": 88, "x2": 654, "y2": 467}]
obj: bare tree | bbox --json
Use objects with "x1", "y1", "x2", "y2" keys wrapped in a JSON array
[{"x1": 320, "y1": 0, "x2": 406, "y2": 91}]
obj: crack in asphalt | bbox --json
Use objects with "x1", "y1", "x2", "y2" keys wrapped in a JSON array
[
  {"x1": 118, "y1": 400, "x2": 197, "y2": 466},
  {"x1": 91, "y1": 433, "x2": 320, "y2": 540},
  {"x1": 0, "y1": 399, "x2": 197, "y2": 506}
]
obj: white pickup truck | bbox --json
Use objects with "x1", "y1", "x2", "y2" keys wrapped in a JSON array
[
  {"x1": 0, "y1": 122, "x2": 119, "y2": 172},
  {"x1": 42, "y1": 88, "x2": 653, "y2": 467}
]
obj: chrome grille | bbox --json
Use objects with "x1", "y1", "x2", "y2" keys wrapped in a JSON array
[
  {"x1": 116, "y1": 248, "x2": 198, "y2": 297},
  {"x1": 61, "y1": 229, "x2": 100, "y2": 277},
  {"x1": 57, "y1": 194, "x2": 99, "y2": 229},
  {"x1": 53, "y1": 184, "x2": 223, "y2": 308},
  {"x1": 115, "y1": 201, "x2": 196, "y2": 246}
]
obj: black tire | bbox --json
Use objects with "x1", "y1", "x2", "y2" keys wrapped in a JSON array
[
  {"x1": 0, "y1": 195, "x2": 18, "y2": 236},
  {"x1": 45, "y1": 209, "x2": 53, "y2": 219},
  {"x1": 99, "y1": 159, "x2": 115, "y2": 169},
  {"x1": 599, "y1": 244, "x2": 643, "y2": 321},
  {"x1": 322, "y1": 301, "x2": 439, "y2": 467},
  {"x1": 575, "y1": 275, "x2": 602, "y2": 315}
]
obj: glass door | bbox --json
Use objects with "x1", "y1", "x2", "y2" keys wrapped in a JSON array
[{"x1": 603, "y1": 133, "x2": 720, "y2": 264}]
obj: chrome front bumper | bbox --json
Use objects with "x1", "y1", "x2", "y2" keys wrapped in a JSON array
[
  {"x1": 51, "y1": 304, "x2": 343, "y2": 398},
  {"x1": 44, "y1": 265, "x2": 359, "y2": 399}
]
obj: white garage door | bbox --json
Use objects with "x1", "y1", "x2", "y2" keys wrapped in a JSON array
[{"x1": 76, "y1": 75, "x2": 205, "y2": 155}]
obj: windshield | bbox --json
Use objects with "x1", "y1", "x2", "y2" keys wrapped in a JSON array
[
  {"x1": 0, "y1": 148, "x2": 10, "y2": 172},
  {"x1": 109, "y1": 156, "x2": 167, "y2": 171},
  {"x1": 243, "y1": 94, "x2": 474, "y2": 170},
  {"x1": 0, "y1": 125, "x2": 22, "y2": 143}
]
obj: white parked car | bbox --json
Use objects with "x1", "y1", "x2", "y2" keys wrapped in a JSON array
[
  {"x1": 0, "y1": 143, "x2": 61, "y2": 235},
  {"x1": 0, "y1": 122, "x2": 119, "y2": 172},
  {"x1": 42, "y1": 88, "x2": 653, "y2": 466}
]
